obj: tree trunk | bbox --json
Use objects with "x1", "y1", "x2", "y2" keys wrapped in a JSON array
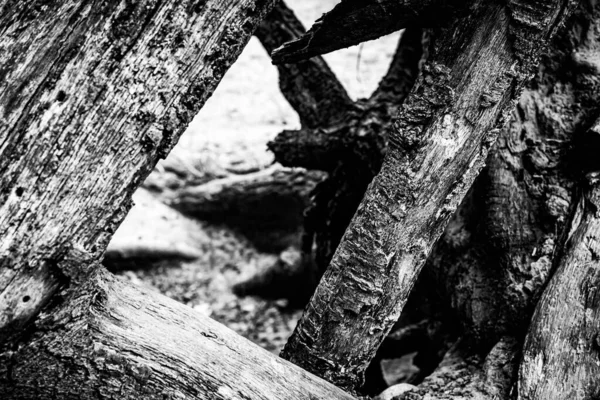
[
  {"x1": 423, "y1": 1, "x2": 599, "y2": 343},
  {"x1": 0, "y1": 0, "x2": 273, "y2": 340},
  {"x1": 373, "y1": 1, "x2": 600, "y2": 398},
  {"x1": 0, "y1": 0, "x2": 355, "y2": 398},
  {"x1": 519, "y1": 111, "x2": 600, "y2": 400}
]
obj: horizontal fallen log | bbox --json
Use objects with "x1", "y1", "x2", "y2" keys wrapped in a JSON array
[
  {"x1": 165, "y1": 165, "x2": 325, "y2": 251},
  {"x1": 0, "y1": 268, "x2": 356, "y2": 400}
]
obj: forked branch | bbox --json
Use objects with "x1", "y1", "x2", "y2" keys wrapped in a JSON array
[{"x1": 255, "y1": 1, "x2": 355, "y2": 128}]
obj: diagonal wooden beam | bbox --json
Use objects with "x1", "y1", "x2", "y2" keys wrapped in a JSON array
[
  {"x1": 0, "y1": 0, "x2": 273, "y2": 346},
  {"x1": 271, "y1": 0, "x2": 463, "y2": 64}
]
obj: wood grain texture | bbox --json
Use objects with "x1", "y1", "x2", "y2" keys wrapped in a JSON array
[
  {"x1": 518, "y1": 122, "x2": 600, "y2": 400},
  {"x1": 0, "y1": 0, "x2": 276, "y2": 342},
  {"x1": 280, "y1": 0, "x2": 577, "y2": 390},
  {"x1": 0, "y1": 2, "x2": 358, "y2": 397},
  {"x1": 0, "y1": 269, "x2": 356, "y2": 399}
]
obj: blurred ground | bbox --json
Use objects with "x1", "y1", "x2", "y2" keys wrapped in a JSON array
[{"x1": 110, "y1": 0, "x2": 400, "y2": 354}]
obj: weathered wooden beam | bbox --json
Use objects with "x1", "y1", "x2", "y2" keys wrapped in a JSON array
[
  {"x1": 0, "y1": 268, "x2": 356, "y2": 399},
  {"x1": 271, "y1": 0, "x2": 462, "y2": 64}
]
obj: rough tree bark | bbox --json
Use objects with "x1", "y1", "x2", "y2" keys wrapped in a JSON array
[
  {"x1": 225, "y1": 2, "x2": 424, "y2": 309},
  {"x1": 518, "y1": 177, "x2": 600, "y2": 399},
  {"x1": 269, "y1": 27, "x2": 424, "y2": 277},
  {"x1": 0, "y1": 1, "x2": 354, "y2": 398},
  {"x1": 518, "y1": 125, "x2": 600, "y2": 397},
  {"x1": 275, "y1": 0, "x2": 578, "y2": 391},
  {"x1": 407, "y1": 2, "x2": 600, "y2": 398},
  {"x1": 426, "y1": 0, "x2": 600, "y2": 346},
  {"x1": 244, "y1": 5, "x2": 452, "y2": 393},
  {"x1": 3, "y1": 0, "x2": 598, "y2": 399},
  {"x1": 366, "y1": 1, "x2": 600, "y2": 398}
]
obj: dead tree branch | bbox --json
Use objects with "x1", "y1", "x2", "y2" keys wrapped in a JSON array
[
  {"x1": 255, "y1": 2, "x2": 355, "y2": 128},
  {"x1": 271, "y1": 0, "x2": 463, "y2": 64}
]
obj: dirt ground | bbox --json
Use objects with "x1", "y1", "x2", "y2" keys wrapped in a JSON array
[{"x1": 109, "y1": 1, "x2": 401, "y2": 355}]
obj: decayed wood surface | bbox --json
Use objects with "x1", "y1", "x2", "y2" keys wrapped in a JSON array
[
  {"x1": 0, "y1": 0, "x2": 356, "y2": 398},
  {"x1": 0, "y1": 268, "x2": 355, "y2": 399},
  {"x1": 519, "y1": 185, "x2": 600, "y2": 398},
  {"x1": 0, "y1": 0, "x2": 276, "y2": 342},
  {"x1": 255, "y1": 2, "x2": 355, "y2": 129},
  {"x1": 279, "y1": 0, "x2": 577, "y2": 390},
  {"x1": 270, "y1": 0, "x2": 461, "y2": 64},
  {"x1": 518, "y1": 121, "x2": 600, "y2": 399},
  {"x1": 376, "y1": 1, "x2": 599, "y2": 397}
]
